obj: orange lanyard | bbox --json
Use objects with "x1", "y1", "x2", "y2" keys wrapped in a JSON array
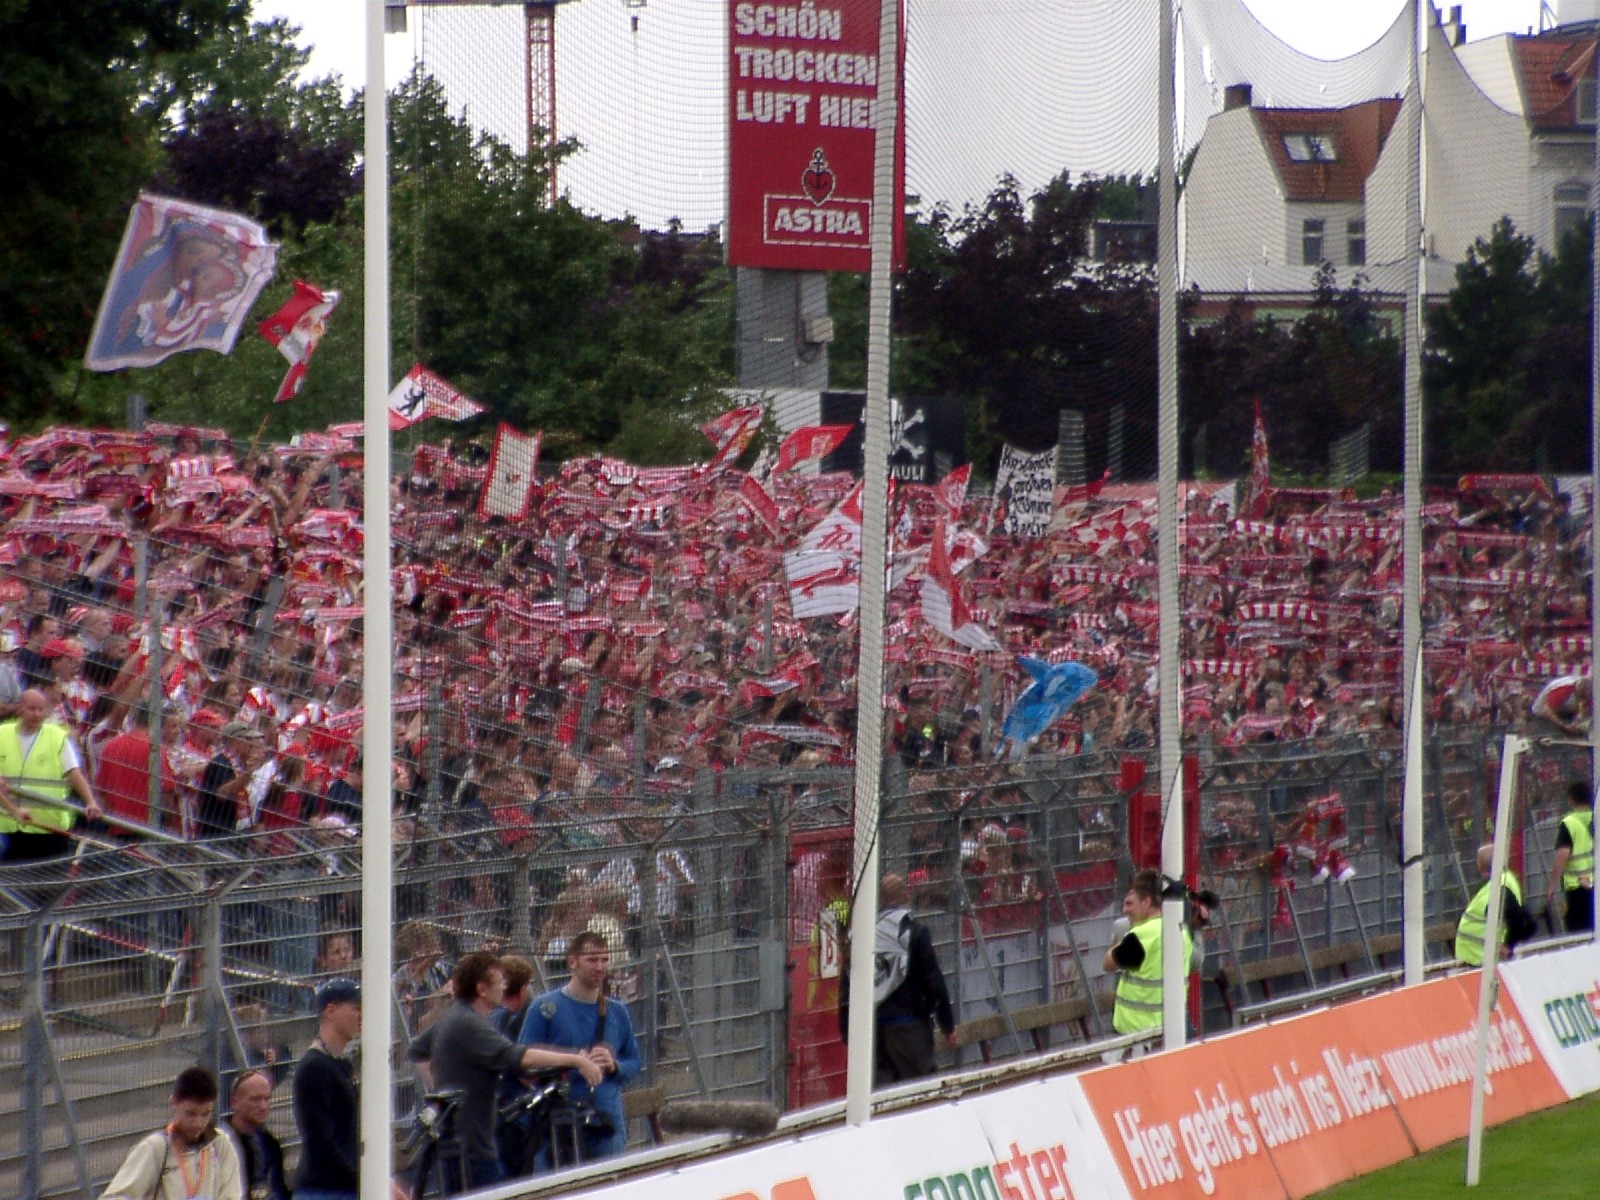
[{"x1": 166, "y1": 1127, "x2": 210, "y2": 1199}]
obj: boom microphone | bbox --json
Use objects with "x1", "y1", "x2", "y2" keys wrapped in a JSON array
[{"x1": 657, "y1": 1099, "x2": 781, "y2": 1139}]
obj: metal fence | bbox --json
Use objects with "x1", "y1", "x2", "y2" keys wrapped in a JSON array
[{"x1": 2, "y1": 729, "x2": 1586, "y2": 1198}]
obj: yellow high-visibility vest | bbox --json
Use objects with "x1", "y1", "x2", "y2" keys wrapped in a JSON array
[
  {"x1": 1113, "y1": 916, "x2": 1192, "y2": 1034},
  {"x1": 0, "y1": 720, "x2": 75, "y2": 835},
  {"x1": 1560, "y1": 811, "x2": 1594, "y2": 891},
  {"x1": 1455, "y1": 870, "x2": 1522, "y2": 966}
]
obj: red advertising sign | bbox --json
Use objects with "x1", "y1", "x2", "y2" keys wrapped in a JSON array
[{"x1": 727, "y1": 0, "x2": 904, "y2": 272}]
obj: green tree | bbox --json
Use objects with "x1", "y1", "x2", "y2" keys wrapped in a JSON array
[
  {"x1": 1426, "y1": 217, "x2": 1592, "y2": 471},
  {"x1": 0, "y1": 0, "x2": 245, "y2": 421}
]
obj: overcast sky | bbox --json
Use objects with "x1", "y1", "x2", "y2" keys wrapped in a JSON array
[{"x1": 254, "y1": 1, "x2": 1553, "y2": 226}]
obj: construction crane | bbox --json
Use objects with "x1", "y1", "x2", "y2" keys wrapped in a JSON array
[{"x1": 386, "y1": 0, "x2": 577, "y2": 205}]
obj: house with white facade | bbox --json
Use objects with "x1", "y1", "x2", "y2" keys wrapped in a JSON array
[{"x1": 1183, "y1": 3, "x2": 1598, "y2": 302}]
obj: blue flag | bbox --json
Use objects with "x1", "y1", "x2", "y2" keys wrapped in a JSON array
[{"x1": 1001, "y1": 658, "x2": 1097, "y2": 747}]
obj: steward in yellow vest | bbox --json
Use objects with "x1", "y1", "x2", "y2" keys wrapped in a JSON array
[
  {"x1": 1548, "y1": 781, "x2": 1595, "y2": 934},
  {"x1": 0, "y1": 688, "x2": 101, "y2": 863},
  {"x1": 1456, "y1": 844, "x2": 1536, "y2": 966},
  {"x1": 1105, "y1": 868, "x2": 1194, "y2": 1036}
]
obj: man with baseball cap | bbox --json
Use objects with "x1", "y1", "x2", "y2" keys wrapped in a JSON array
[{"x1": 291, "y1": 979, "x2": 363, "y2": 1200}]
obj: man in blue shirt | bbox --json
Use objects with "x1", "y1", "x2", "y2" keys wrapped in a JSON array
[{"x1": 518, "y1": 930, "x2": 641, "y2": 1166}]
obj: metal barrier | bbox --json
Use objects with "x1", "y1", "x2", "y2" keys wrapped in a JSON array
[{"x1": 0, "y1": 730, "x2": 1585, "y2": 1198}]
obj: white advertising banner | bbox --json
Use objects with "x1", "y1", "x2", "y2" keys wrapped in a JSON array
[
  {"x1": 570, "y1": 1073, "x2": 1131, "y2": 1200},
  {"x1": 1498, "y1": 941, "x2": 1600, "y2": 1099}
]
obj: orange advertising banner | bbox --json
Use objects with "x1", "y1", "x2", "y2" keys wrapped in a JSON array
[{"x1": 1076, "y1": 972, "x2": 1566, "y2": 1200}]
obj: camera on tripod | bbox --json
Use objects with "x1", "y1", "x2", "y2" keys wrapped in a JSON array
[
  {"x1": 403, "y1": 1089, "x2": 469, "y2": 1197},
  {"x1": 404, "y1": 1089, "x2": 465, "y2": 1157},
  {"x1": 497, "y1": 1067, "x2": 615, "y2": 1173}
]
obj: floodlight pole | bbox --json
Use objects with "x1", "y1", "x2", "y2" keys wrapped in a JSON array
[
  {"x1": 1156, "y1": 0, "x2": 1185, "y2": 1052},
  {"x1": 360, "y1": 7, "x2": 396, "y2": 1200},
  {"x1": 1589, "y1": 0, "x2": 1600, "y2": 949},
  {"x1": 1464, "y1": 734, "x2": 1524, "y2": 1186},
  {"x1": 1401, "y1": 0, "x2": 1427, "y2": 988},
  {"x1": 842, "y1": 0, "x2": 901, "y2": 1128}
]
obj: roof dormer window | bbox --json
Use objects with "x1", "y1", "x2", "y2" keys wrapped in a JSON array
[
  {"x1": 1578, "y1": 78, "x2": 1597, "y2": 128},
  {"x1": 1282, "y1": 133, "x2": 1338, "y2": 163}
]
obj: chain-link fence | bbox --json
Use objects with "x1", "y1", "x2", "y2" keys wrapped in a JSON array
[{"x1": 4, "y1": 726, "x2": 1587, "y2": 1197}]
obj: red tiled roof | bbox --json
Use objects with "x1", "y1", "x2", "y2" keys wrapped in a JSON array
[
  {"x1": 1251, "y1": 98, "x2": 1402, "y2": 203},
  {"x1": 1510, "y1": 33, "x2": 1597, "y2": 132}
]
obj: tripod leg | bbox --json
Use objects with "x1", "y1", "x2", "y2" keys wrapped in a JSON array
[{"x1": 411, "y1": 1141, "x2": 436, "y2": 1200}]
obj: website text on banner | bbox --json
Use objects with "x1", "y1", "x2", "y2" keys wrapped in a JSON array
[
  {"x1": 1076, "y1": 970, "x2": 1565, "y2": 1200},
  {"x1": 1496, "y1": 942, "x2": 1600, "y2": 1101}
]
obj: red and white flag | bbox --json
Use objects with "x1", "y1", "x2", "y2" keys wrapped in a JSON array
[
  {"x1": 387, "y1": 364, "x2": 486, "y2": 430},
  {"x1": 933, "y1": 464, "x2": 970, "y2": 515},
  {"x1": 774, "y1": 424, "x2": 852, "y2": 473},
  {"x1": 920, "y1": 515, "x2": 1000, "y2": 651},
  {"x1": 783, "y1": 481, "x2": 863, "y2": 619},
  {"x1": 1245, "y1": 400, "x2": 1271, "y2": 518},
  {"x1": 699, "y1": 406, "x2": 763, "y2": 471},
  {"x1": 477, "y1": 424, "x2": 541, "y2": 520},
  {"x1": 259, "y1": 280, "x2": 340, "y2": 402},
  {"x1": 737, "y1": 473, "x2": 781, "y2": 535}
]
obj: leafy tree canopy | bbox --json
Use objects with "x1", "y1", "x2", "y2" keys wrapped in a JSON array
[{"x1": 0, "y1": 0, "x2": 245, "y2": 420}]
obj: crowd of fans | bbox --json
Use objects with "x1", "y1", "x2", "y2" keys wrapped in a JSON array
[{"x1": 0, "y1": 421, "x2": 1590, "y2": 866}]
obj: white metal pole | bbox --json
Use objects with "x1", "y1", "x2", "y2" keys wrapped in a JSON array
[
  {"x1": 843, "y1": 0, "x2": 901, "y2": 1128},
  {"x1": 1401, "y1": 0, "x2": 1427, "y2": 988},
  {"x1": 1589, "y1": 0, "x2": 1600, "y2": 948},
  {"x1": 1465, "y1": 734, "x2": 1523, "y2": 1186},
  {"x1": 360, "y1": 6, "x2": 395, "y2": 1200},
  {"x1": 1155, "y1": 0, "x2": 1185, "y2": 1052}
]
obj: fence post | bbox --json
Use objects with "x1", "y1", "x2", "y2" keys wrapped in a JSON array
[
  {"x1": 764, "y1": 790, "x2": 790, "y2": 1107},
  {"x1": 200, "y1": 891, "x2": 227, "y2": 1078},
  {"x1": 632, "y1": 690, "x2": 648, "y2": 790},
  {"x1": 979, "y1": 666, "x2": 995, "y2": 757},
  {"x1": 573, "y1": 676, "x2": 600, "y2": 757},
  {"x1": 639, "y1": 840, "x2": 663, "y2": 1090},
  {"x1": 1107, "y1": 403, "x2": 1126, "y2": 482},
  {"x1": 761, "y1": 594, "x2": 774, "y2": 674},
  {"x1": 21, "y1": 917, "x2": 44, "y2": 1200},
  {"x1": 145, "y1": 567, "x2": 165, "y2": 826},
  {"x1": 509, "y1": 851, "x2": 534, "y2": 954},
  {"x1": 247, "y1": 575, "x2": 288, "y2": 677}
]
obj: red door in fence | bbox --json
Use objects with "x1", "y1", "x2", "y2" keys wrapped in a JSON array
[{"x1": 786, "y1": 827, "x2": 852, "y2": 1109}]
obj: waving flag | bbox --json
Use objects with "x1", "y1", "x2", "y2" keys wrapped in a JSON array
[
  {"x1": 700, "y1": 406, "x2": 763, "y2": 471},
  {"x1": 1244, "y1": 400, "x2": 1272, "y2": 518},
  {"x1": 775, "y1": 424, "x2": 853, "y2": 473},
  {"x1": 86, "y1": 192, "x2": 278, "y2": 371},
  {"x1": 1001, "y1": 657, "x2": 1097, "y2": 749},
  {"x1": 387, "y1": 364, "x2": 486, "y2": 430},
  {"x1": 933, "y1": 464, "x2": 970, "y2": 515},
  {"x1": 784, "y1": 481, "x2": 863, "y2": 618},
  {"x1": 478, "y1": 424, "x2": 541, "y2": 520},
  {"x1": 259, "y1": 280, "x2": 340, "y2": 402},
  {"x1": 920, "y1": 516, "x2": 999, "y2": 651},
  {"x1": 737, "y1": 474, "x2": 781, "y2": 536}
]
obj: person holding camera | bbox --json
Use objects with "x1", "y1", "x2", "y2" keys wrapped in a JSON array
[
  {"x1": 427, "y1": 952, "x2": 604, "y2": 1192},
  {"x1": 101, "y1": 1066, "x2": 242, "y2": 1200},
  {"x1": 518, "y1": 930, "x2": 642, "y2": 1167},
  {"x1": 1103, "y1": 869, "x2": 1203, "y2": 1040}
]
